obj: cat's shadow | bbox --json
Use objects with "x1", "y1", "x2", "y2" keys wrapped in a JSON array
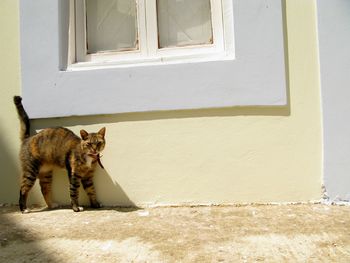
[
  {"x1": 92, "y1": 166, "x2": 138, "y2": 209},
  {"x1": 30, "y1": 166, "x2": 141, "y2": 212}
]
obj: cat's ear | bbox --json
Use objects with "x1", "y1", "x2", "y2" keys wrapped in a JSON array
[
  {"x1": 80, "y1": 129, "x2": 89, "y2": 140},
  {"x1": 98, "y1": 127, "x2": 106, "y2": 138}
]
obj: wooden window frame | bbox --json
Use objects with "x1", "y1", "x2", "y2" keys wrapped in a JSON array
[{"x1": 69, "y1": 0, "x2": 235, "y2": 70}]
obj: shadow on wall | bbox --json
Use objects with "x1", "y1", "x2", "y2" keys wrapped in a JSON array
[
  {"x1": 49, "y1": 167, "x2": 136, "y2": 208},
  {"x1": 94, "y1": 167, "x2": 136, "y2": 207},
  {"x1": 31, "y1": 105, "x2": 291, "y2": 129},
  {"x1": 0, "y1": 132, "x2": 19, "y2": 204}
]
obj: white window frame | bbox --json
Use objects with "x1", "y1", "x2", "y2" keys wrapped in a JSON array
[{"x1": 69, "y1": 0, "x2": 235, "y2": 70}]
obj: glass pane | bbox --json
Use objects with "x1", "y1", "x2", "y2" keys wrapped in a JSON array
[
  {"x1": 86, "y1": 0, "x2": 138, "y2": 53},
  {"x1": 157, "y1": 0, "x2": 213, "y2": 49}
]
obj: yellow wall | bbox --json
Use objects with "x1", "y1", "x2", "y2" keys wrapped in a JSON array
[
  {"x1": 0, "y1": 0, "x2": 322, "y2": 206},
  {"x1": 0, "y1": 0, "x2": 21, "y2": 204}
]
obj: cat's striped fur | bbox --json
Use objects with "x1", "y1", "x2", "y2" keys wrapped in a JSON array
[{"x1": 13, "y1": 96, "x2": 106, "y2": 212}]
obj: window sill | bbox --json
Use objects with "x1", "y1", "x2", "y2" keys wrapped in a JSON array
[{"x1": 67, "y1": 51, "x2": 235, "y2": 72}]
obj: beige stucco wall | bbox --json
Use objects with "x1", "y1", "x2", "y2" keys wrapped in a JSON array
[
  {"x1": 0, "y1": 0, "x2": 21, "y2": 204},
  {"x1": 0, "y1": 0, "x2": 322, "y2": 206}
]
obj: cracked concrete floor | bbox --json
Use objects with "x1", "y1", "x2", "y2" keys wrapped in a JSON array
[{"x1": 0, "y1": 204, "x2": 350, "y2": 262}]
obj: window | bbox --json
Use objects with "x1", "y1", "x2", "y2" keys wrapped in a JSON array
[{"x1": 69, "y1": 0, "x2": 235, "y2": 68}]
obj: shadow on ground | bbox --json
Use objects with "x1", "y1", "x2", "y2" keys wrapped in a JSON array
[
  {"x1": 0, "y1": 134, "x2": 58, "y2": 262},
  {"x1": 1, "y1": 204, "x2": 350, "y2": 262}
]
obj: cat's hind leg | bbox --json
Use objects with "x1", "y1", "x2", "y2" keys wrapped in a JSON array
[
  {"x1": 19, "y1": 167, "x2": 39, "y2": 213},
  {"x1": 38, "y1": 169, "x2": 57, "y2": 209}
]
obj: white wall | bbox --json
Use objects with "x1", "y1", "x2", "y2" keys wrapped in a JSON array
[{"x1": 318, "y1": 0, "x2": 350, "y2": 201}]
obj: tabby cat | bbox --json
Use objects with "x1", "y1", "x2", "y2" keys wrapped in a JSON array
[{"x1": 14, "y1": 96, "x2": 106, "y2": 213}]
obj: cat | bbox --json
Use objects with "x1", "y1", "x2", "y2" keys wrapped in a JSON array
[{"x1": 13, "y1": 96, "x2": 106, "y2": 213}]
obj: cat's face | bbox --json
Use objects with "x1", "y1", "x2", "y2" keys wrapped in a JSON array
[{"x1": 80, "y1": 127, "x2": 106, "y2": 156}]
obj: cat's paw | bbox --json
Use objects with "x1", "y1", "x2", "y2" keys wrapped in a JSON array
[
  {"x1": 72, "y1": 206, "x2": 84, "y2": 212},
  {"x1": 22, "y1": 209, "x2": 30, "y2": 214}
]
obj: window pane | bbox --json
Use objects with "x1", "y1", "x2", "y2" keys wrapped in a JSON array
[
  {"x1": 86, "y1": 0, "x2": 138, "y2": 53},
  {"x1": 157, "y1": 0, "x2": 213, "y2": 49}
]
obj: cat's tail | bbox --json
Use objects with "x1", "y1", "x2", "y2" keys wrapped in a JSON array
[{"x1": 13, "y1": 96, "x2": 30, "y2": 142}]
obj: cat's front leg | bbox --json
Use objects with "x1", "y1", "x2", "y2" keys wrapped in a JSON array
[
  {"x1": 81, "y1": 176, "x2": 101, "y2": 209},
  {"x1": 69, "y1": 175, "x2": 84, "y2": 212}
]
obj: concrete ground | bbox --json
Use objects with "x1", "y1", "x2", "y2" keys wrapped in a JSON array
[{"x1": 0, "y1": 204, "x2": 349, "y2": 263}]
